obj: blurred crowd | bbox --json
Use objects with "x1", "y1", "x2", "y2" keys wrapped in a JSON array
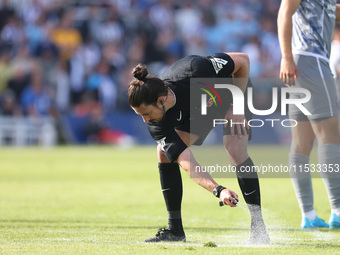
[{"x1": 0, "y1": 0, "x2": 283, "y2": 119}]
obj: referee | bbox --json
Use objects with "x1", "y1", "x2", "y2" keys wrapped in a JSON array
[{"x1": 128, "y1": 52, "x2": 270, "y2": 244}]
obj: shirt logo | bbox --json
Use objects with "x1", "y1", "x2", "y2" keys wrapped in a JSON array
[
  {"x1": 244, "y1": 190, "x2": 256, "y2": 196},
  {"x1": 210, "y1": 57, "x2": 228, "y2": 74}
]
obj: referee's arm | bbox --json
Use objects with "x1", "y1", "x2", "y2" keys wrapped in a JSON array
[
  {"x1": 176, "y1": 148, "x2": 238, "y2": 207},
  {"x1": 336, "y1": 4, "x2": 340, "y2": 22},
  {"x1": 225, "y1": 52, "x2": 250, "y2": 94}
]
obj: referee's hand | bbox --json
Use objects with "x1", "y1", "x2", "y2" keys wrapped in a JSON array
[
  {"x1": 219, "y1": 189, "x2": 238, "y2": 207},
  {"x1": 225, "y1": 107, "x2": 249, "y2": 138}
]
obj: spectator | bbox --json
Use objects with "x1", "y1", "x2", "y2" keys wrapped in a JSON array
[
  {"x1": 92, "y1": 5, "x2": 124, "y2": 46},
  {"x1": 83, "y1": 95, "x2": 135, "y2": 147},
  {"x1": 85, "y1": 59, "x2": 118, "y2": 113},
  {"x1": 20, "y1": 65, "x2": 54, "y2": 117},
  {"x1": 21, "y1": 0, "x2": 43, "y2": 25},
  {"x1": 0, "y1": 0, "x2": 15, "y2": 31},
  {"x1": 53, "y1": 60, "x2": 70, "y2": 113},
  {"x1": 11, "y1": 44, "x2": 35, "y2": 77},
  {"x1": 0, "y1": 0, "x2": 285, "y2": 125},
  {"x1": 7, "y1": 68, "x2": 30, "y2": 105},
  {"x1": 24, "y1": 11, "x2": 48, "y2": 54},
  {"x1": 69, "y1": 34, "x2": 101, "y2": 106},
  {"x1": 1, "y1": 15, "x2": 25, "y2": 48},
  {"x1": 0, "y1": 45, "x2": 13, "y2": 95},
  {"x1": 241, "y1": 36, "x2": 262, "y2": 77},
  {"x1": 1, "y1": 89, "x2": 21, "y2": 116},
  {"x1": 149, "y1": 0, "x2": 174, "y2": 33},
  {"x1": 50, "y1": 9, "x2": 82, "y2": 62}
]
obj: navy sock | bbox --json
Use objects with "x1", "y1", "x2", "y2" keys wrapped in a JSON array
[{"x1": 159, "y1": 163, "x2": 184, "y2": 234}]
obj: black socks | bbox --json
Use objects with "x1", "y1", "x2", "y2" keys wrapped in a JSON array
[
  {"x1": 236, "y1": 157, "x2": 261, "y2": 206},
  {"x1": 159, "y1": 162, "x2": 184, "y2": 234},
  {"x1": 158, "y1": 158, "x2": 263, "y2": 234},
  {"x1": 236, "y1": 158, "x2": 264, "y2": 223}
]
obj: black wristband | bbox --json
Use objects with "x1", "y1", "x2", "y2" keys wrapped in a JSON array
[{"x1": 213, "y1": 185, "x2": 226, "y2": 198}]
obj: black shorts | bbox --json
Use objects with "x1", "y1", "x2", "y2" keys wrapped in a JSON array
[
  {"x1": 176, "y1": 93, "x2": 253, "y2": 145},
  {"x1": 183, "y1": 54, "x2": 253, "y2": 145}
]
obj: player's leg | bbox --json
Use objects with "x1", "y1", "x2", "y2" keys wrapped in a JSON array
[
  {"x1": 144, "y1": 145, "x2": 186, "y2": 242},
  {"x1": 289, "y1": 55, "x2": 336, "y2": 228},
  {"x1": 297, "y1": 56, "x2": 340, "y2": 228},
  {"x1": 145, "y1": 131, "x2": 200, "y2": 242},
  {"x1": 223, "y1": 134, "x2": 269, "y2": 244},
  {"x1": 288, "y1": 118, "x2": 329, "y2": 228},
  {"x1": 311, "y1": 116, "x2": 340, "y2": 229},
  {"x1": 223, "y1": 135, "x2": 259, "y2": 208}
]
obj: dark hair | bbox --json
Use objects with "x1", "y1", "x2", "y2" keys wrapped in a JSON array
[{"x1": 128, "y1": 64, "x2": 168, "y2": 107}]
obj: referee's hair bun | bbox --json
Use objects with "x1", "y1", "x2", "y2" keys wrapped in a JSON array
[{"x1": 132, "y1": 64, "x2": 148, "y2": 81}]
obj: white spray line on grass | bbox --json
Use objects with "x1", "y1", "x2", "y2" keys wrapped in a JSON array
[
  {"x1": 232, "y1": 202, "x2": 332, "y2": 245},
  {"x1": 309, "y1": 230, "x2": 337, "y2": 242},
  {"x1": 138, "y1": 232, "x2": 338, "y2": 248},
  {"x1": 119, "y1": 206, "x2": 338, "y2": 245},
  {"x1": 123, "y1": 205, "x2": 301, "y2": 246},
  {"x1": 243, "y1": 203, "x2": 338, "y2": 244}
]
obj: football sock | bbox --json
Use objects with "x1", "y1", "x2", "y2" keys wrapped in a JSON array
[
  {"x1": 236, "y1": 157, "x2": 261, "y2": 206},
  {"x1": 302, "y1": 209, "x2": 317, "y2": 220},
  {"x1": 159, "y1": 163, "x2": 184, "y2": 234},
  {"x1": 318, "y1": 144, "x2": 340, "y2": 211},
  {"x1": 331, "y1": 207, "x2": 340, "y2": 217},
  {"x1": 236, "y1": 157, "x2": 263, "y2": 223},
  {"x1": 289, "y1": 153, "x2": 314, "y2": 215}
]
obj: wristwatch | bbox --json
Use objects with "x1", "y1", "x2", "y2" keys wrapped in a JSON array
[{"x1": 212, "y1": 185, "x2": 226, "y2": 198}]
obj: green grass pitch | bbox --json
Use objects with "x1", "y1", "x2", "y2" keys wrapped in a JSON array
[{"x1": 0, "y1": 145, "x2": 339, "y2": 254}]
